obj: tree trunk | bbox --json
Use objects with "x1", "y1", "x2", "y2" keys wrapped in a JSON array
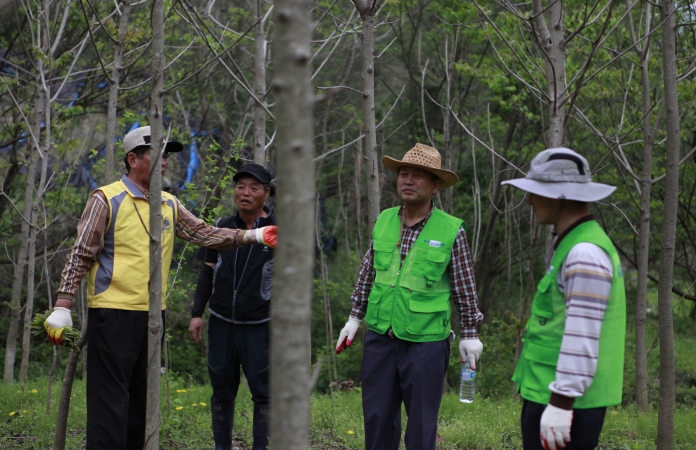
[
  {"x1": 353, "y1": 0, "x2": 382, "y2": 229},
  {"x1": 532, "y1": 0, "x2": 567, "y2": 266},
  {"x1": 3, "y1": 84, "x2": 41, "y2": 384},
  {"x1": 270, "y1": 0, "x2": 315, "y2": 446},
  {"x1": 104, "y1": 0, "x2": 133, "y2": 183},
  {"x1": 144, "y1": 0, "x2": 165, "y2": 447},
  {"x1": 252, "y1": 0, "x2": 267, "y2": 165},
  {"x1": 20, "y1": 28, "x2": 52, "y2": 381},
  {"x1": 632, "y1": 3, "x2": 654, "y2": 411},
  {"x1": 657, "y1": 0, "x2": 679, "y2": 447},
  {"x1": 53, "y1": 323, "x2": 88, "y2": 450},
  {"x1": 442, "y1": 35, "x2": 454, "y2": 214}
]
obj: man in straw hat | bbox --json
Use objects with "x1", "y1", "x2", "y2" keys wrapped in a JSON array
[
  {"x1": 335, "y1": 143, "x2": 484, "y2": 450},
  {"x1": 501, "y1": 148, "x2": 626, "y2": 450}
]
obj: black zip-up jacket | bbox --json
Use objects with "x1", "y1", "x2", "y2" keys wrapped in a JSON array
[{"x1": 191, "y1": 208, "x2": 275, "y2": 323}]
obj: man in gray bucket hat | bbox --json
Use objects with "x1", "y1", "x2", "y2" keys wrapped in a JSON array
[{"x1": 502, "y1": 148, "x2": 626, "y2": 450}]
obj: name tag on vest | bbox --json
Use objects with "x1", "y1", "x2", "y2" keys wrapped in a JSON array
[{"x1": 424, "y1": 240, "x2": 442, "y2": 248}]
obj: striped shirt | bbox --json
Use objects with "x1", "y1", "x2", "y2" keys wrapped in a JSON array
[
  {"x1": 349, "y1": 207, "x2": 483, "y2": 339},
  {"x1": 549, "y1": 242, "x2": 613, "y2": 398},
  {"x1": 58, "y1": 186, "x2": 244, "y2": 298}
]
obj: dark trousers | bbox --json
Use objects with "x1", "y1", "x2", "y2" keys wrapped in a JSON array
[
  {"x1": 521, "y1": 400, "x2": 607, "y2": 450},
  {"x1": 208, "y1": 316, "x2": 270, "y2": 447},
  {"x1": 86, "y1": 308, "x2": 164, "y2": 450},
  {"x1": 361, "y1": 330, "x2": 450, "y2": 450}
]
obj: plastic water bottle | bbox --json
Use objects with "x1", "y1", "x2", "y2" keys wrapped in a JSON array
[{"x1": 459, "y1": 360, "x2": 476, "y2": 403}]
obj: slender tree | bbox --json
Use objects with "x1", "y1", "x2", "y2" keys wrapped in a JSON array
[
  {"x1": 656, "y1": 0, "x2": 680, "y2": 447},
  {"x1": 351, "y1": 0, "x2": 382, "y2": 229},
  {"x1": 105, "y1": 0, "x2": 133, "y2": 183},
  {"x1": 144, "y1": 0, "x2": 165, "y2": 447},
  {"x1": 252, "y1": 0, "x2": 269, "y2": 164},
  {"x1": 628, "y1": 0, "x2": 656, "y2": 411},
  {"x1": 3, "y1": 67, "x2": 40, "y2": 385},
  {"x1": 270, "y1": 0, "x2": 315, "y2": 446}
]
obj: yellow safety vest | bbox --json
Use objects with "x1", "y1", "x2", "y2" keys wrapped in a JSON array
[{"x1": 86, "y1": 176, "x2": 177, "y2": 311}]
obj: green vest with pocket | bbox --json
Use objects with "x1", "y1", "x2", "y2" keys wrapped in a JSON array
[
  {"x1": 364, "y1": 207, "x2": 463, "y2": 342},
  {"x1": 512, "y1": 220, "x2": 626, "y2": 408}
]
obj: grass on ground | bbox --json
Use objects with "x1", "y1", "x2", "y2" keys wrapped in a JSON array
[{"x1": 1, "y1": 376, "x2": 695, "y2": 449}]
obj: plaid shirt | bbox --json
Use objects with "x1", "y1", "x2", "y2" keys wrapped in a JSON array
[
  {"x1": 349, "y1": 207, "x2": 483, "y2": 339},
  {"x1": 58, "y1": 184, "x2": 244, "y2": 299}
]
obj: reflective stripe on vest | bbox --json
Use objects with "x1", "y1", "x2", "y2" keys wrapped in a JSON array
[
  {"x1": 364, "y1": 207, "x2": 463, "y2": 343},
  {"x1": 512, "y1": 220, "x2": 626, "y2": 408},
  {"x1": 87, "y1": 176, "x2": 177, "y2": 311}
]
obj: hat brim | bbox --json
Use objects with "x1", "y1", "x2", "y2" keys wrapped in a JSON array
[
  {"x1": 501, "y1": 178, "x2": 616, "y2": 202},
  {"x1": 164, "y1": 141, "x2": 183, "y2": 153},
  {"x1": 382, "y1": 156, "x2": 459, "y2": 189}
]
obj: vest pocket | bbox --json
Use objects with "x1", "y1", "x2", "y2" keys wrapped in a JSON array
[
  {"x1": 406, "y1": 293, "x2": 449, "y2": 336},
  {"x1": 373, "y1": 241, "x2": 394, "y2": 271},
  {"x1": 423, "y1": 251, "x2": 448, "y2": 286},
  {"x1": 519, "y1": 341, "x2": 559, "y2": 399},
  {"x1": 364, "y1": 287, "x2": 383, "y2": 327},
  {"x1": 531, "y1": 275, "x2": 554, "y2": 325}
]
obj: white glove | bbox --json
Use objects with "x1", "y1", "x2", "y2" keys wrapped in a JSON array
[
  {"x1": 458, "y1": 338, "x2": 483, "y2": 369},
  {"x1": 335, "y1": 318, "x2": 361, "y2": 354},
  {"x1": 44, "y1": 307, "x2": 73, "y2": 345},
  {"x1": 540, "y1": 404, "x2": 573, "y2": 450}
]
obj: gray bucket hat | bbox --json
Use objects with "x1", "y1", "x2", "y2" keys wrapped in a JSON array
[{"x1": 501, "y1": 148, "x2": 615, "y2": 202}]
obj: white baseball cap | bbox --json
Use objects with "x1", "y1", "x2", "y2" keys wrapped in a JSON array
[
  {"x1": 122, "y1": 126, "x2": 183, "y2": 154},
  {"x1": 501, "y1": 148, "x2": 616, "y2": 202}
]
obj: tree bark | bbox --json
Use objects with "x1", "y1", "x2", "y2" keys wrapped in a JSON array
[
  {"x1": 3, "y1": 82, "x2": 41, "y2": 384},
  {"x1": 252, "y1": 0, "x2": 267, "y2": 165},
  {"x1": 532, "y1": 0, "x2": 567, "y2": 266},
  {"x1": 104, "y1": 0, "x2": 133, "y2": 183},
  {"x1": 630, "y1": 2, "x2": 654, "y2": 412},
  {"x1": 352, "y1": 0, "x2": 382, "y2": 229},
  {"x1": 657, "y1": 0, "x2": 679, "y2": 447},
  {"x1": 144, "y1": 0, "x2": 165, "y2": 447},
  {"x1": 270, "y1": 0, "x2": 315, "y2": 446},
  {"x1": 20, "y1": 18, "x2": 52, "y2": 381},
  {"x1": 53, "y1": 321, "x2": 88, "y2": 450}
]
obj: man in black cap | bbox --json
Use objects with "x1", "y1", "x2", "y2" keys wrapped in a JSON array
[
  {"x1": 45, "y1": 128, "x2": 277, "y2": 449},
  {"x1": 189, "y1": 164, "x2": 275, "y2": 450}
]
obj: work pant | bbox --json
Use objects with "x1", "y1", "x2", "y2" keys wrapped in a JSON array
[
  {"x1": 521, "y1": 400, "x2": 607, "y2": 450},
  {"x1": 208, "y1": 316, "x2": 270, "y2": 448},
  {"x1": 361, "y1": 329, "x2": 450, "y2": 450},
  {"x1": 86, "y1": 308, "x2": 165, "y2": 450}
]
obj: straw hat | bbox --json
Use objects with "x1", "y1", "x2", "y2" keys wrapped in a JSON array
[
  {"x1": 382, "y1": 143, "x2": 459, "y2": 189},
  {"x1": 501, "y1": 148, "x2": 615, "y2": 202}
]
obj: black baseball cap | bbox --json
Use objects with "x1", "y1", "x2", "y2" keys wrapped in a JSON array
[
  {"x1": 123, "y1": 126, "x2": 183, "y2": 154},
  {"x1": 233, "y1": 164, "x2": 272, "y2": 187}
]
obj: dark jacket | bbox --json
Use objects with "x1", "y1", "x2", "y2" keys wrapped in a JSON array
[{"x1": 191, "y1": 208, "x2": 275, "y2": 323}]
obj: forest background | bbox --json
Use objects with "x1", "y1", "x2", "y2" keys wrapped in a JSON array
[{"x1": 0, "y1": 0, "x2": 695, "y2": 447}]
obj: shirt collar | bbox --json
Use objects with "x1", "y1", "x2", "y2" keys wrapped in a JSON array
[
  {"x1": 121, "y1": 175, "x2": 169, "y2": 202},
  {"x1": 398, "y1": 201, "x2": 434, "y2": 229}
]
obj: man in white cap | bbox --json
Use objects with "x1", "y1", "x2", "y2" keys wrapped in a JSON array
[
  {"x1": 43, "y1": 126, "x2": 277, "y2": 449},
  {"x1": 335, "y1": 143, "x2": 483, "y2": 450},
  {"x1": 501, "y1": 148, "x2": 626, "y2": 450}
]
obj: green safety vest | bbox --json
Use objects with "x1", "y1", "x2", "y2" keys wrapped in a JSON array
[
  {"x1": 364, "y1": 207, "x2": 463, "y2": 342},
  {"x1": 512, "y1": 220, "x2": 626, "y2": 408}
]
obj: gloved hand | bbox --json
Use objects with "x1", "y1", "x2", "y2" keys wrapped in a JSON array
[
  {"x1": 254, "y1": 225, "x2": 277, "y2": 248},
  {"x1": 335, "y1": 318, "x2": 361, "y2": 354},
  {"x1": 44, "y1": 307, "x2": 72, "y2": 345},
  {"x1": 458, "y1": 338, "x2": 483, "y2": 369},
  {"x1": 540, "y1": 404, "x2": 573, "y2": 450}
]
